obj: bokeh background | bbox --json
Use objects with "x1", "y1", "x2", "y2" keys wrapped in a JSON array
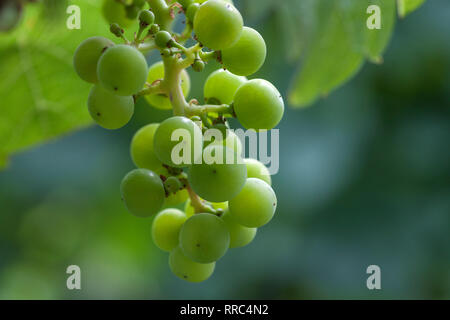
[{"x1": 0, "y1": 0, "x2": 449, "y2": 299}]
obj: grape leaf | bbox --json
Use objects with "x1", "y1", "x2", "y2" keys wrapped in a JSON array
[
  {"x1": 0, "y1": 0, "x2": 137, "y2": 167},
  {"x1": 288, "y1": 0, "x2": 396, "y2": 107},
  {"x1": 397, "y1": 0, "x2": 427, "y2": 18}
]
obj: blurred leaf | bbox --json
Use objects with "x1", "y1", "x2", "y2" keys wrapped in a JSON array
[
  {"x1": 0, "y1": 0, "x2": 136, "y2": 167},
  {"x1": 397, "y1": 0, "x2": 427, "y2": 18},
  {"x1": 287, "y1": 0, "x2": 396, "y2": 107}
]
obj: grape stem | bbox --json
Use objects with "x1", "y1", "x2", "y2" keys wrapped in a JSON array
[{"x1": 185, "y1": 184, "x2": 218, "y2": 215}]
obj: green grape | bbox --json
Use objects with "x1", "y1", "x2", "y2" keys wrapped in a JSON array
[
  {"x1": 207, "y1": 130, "x2": 242, "y2": 155},
  {"x1": 153, "y1": 116, "x2": 203, "y2": 168},
  {"x1": 120, "y1": 169, "x2": 165, "y2": 217},
  {"x1": 221, "y1": 27, "x2": 266, "y2": 76},
  {"x1": 165, "y1": 189, "x2": 189, "y2": 207},
  {"x1": 145, "y1": 61, "x2": 190, "y2": 110},
  {"x1": 184, "y1": 199, "x2": 228, "y2": 217},
  {"x1": 244, "y1": 158, "x2": 271, "y2": 186},
  {"x1": 204, "y1": 69, "x2": 246, "y2": 105},
  {"x1": 165, "y1": 176, "x2": 183, "y2": 193},
  {"x1": 139, "y1": 10, "x2": 155, "y2": 25},
  {"x1": 234, "y1": 79, "x2": 284, "y2": 130},
  {"x1": 102, "y1": 0, "x2": 133, "y2": 27},
  {"x1": 179, "y1": 213, "x2": 230, "y2": 263},
  {"x1": 192, "y1": 59, "x2": 205, "y2": 72},
  {"x1": 97, "y1": 44, "x2": 148, "y2": 96},
  {"x1": 155, "y1": 31, "x2": 173, "y2": 48},
  {"x1": 228, "y1": 178, "x2": 277, "y2": 228},
  {"x1": 188, "y1": 145, "x2": 246, "y2": 202},
  {"x1": 87, "y1": 85, "x2": 134, "y2": 130},
  {"x1": 179, "y1": 0, "x2": 194, "y2": 9},
  {"x1": 221, "y1": 209, "x2": 257, "y2": 248},
  {"x1": 130, "y1": 123, "x2": 165, "y2": 172},
  {"x1": 73, "y1": 37, "x2": 114, "y2": 84},
  {"x1": 169, "y1": 246, "x2": 215, "y2": 282},
  {"x1": 185, "y1": 3, "x2": 199, "y2": 22},
  {"x1": 152, "y1": 208, "x2": 187, "y2": 252},
  {"x1": 193, "y1": 0, "x2": 243, "y2": 50}
]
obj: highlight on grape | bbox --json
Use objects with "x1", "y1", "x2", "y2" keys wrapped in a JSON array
[{"x1": 73, "y1": 0, "x2": 284, "y2": 282}]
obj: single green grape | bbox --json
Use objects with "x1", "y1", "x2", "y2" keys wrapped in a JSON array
[
  {"x1": 185, "y1": 3, "x2": 199, "y2": 22},
  {"x1": 153, "y1": 116, "x2": 203, "y2": 168},
  {"x1": 155, "y1": 30, "x2": 173, "y2": 48},
  {"x1": 184, "y1": 198, "x2": 228, "y2": 217},
  {"x1": 165, "y1": 189, "x2": 189, "y2": 207},
  {"x1": 234, "y1": 79, "x2": 284, "y2": 130},
  {"x1": 152, "y1": 208, "x2": 187, "y2": 252},
  {"x1": 145, "y1": 61, "x2": 190, "y2": 110},
  {"x1": 120, "y1": 168, "x2": 165, "y2": 217},
  {"x1": 244, "y1": 158, "x2": 271, "y2": 186},
  {"x1": 193, "y1": 0, "x2": 243, "y2": 50},
  {"x1": 228, "y1": 178, "x2": 277, "y2": 228},
  {"x1": 179, "y1": 213, "x2": 230, "y2": 263},
  {"x1": 169, "y1": 246, "x2": 215, "y2": 282},
  {"x1": 139, "y1": 9, "x2": 155, "y2": 25},
  {"x1": 188, "y1": 145, "x2": 246, "y2": 202},
  {"x1": 102, "y1": 0, "x2": 133, "y2": 27},
  {"x1": 221, "y1": 27, "x2": 266, "y2": 76},
  {"x1": 204, "y1": 69, "x2": 246, "y2": 105},
  {"x1": 87, "y1": 85, "x2": 134, "y2": 130},
  {"x1": 221, "y1": 209, "x2": 257, "y2": 248},
  {"x1": 130, "y1": 123, "x2": 165, "y2": 172},
  {"x1": 179, "y1": 0, "x2": 194, "y2": 9},
  {"x1": 97, "y1": 44, "x2": 148, "y2": 96},
  {"x1": 206, "y1": 130, "x2": 242, "y2": 156},
  {"x1": 73, "y1": 37, "x2": 114, "y2": 84}
]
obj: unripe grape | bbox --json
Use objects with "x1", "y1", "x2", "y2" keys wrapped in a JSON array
[
  {"x1": 233, "y1": 79, "x2": 284, "y2": 130},
  {"x1": 152, "y1": 208, "x2": 187, "y2": 252},
  {"x1": 165, "y1": 189, "x2": 189, "y2": 206},
  {"x1": 192, "y1": 59, "x2": 205, "y2": 72},
  {"x1": 73, "y1": 37, "x2": 114, "y2": 83},
  {"x1": 102, "y1": 0, "x2": 133, "y2": 27},
  {"x1": 149, "y1": 23, "x2": 160, "y2": 35},
  {"x1": 97, "y1": 44, "x2": 148, "y2": 96},
  {"x1": 193, "y1": 0, "x2": 243, "y2": 50},
  {"x1": 145, "y1": 61, "x2": 190, "y2": 110},
  {"x1": 120, "y1": 169, "x2": 165, "y2": 217},
  {"x1": 188, "y1": 145, "x2": 246, "y2": 202},
  {"x1": 185, "y1": 3, "x2": 199, "y2": 22},
  {"x1": 87, "y1": 85, "x2": 134, "y2": 130},
  {"x1": 207, "y1": 130, "x2": 242, "y2": 155},
  {"x1": 221, "y1": 27, "x2": 266, "y2": 76},
  {"x1": 204, "y1": 69, "x2": 246, "y2": 105},
  {"x1": 244, "y1": 158, "x2": 271, "y2": 185},
  {"x1": 169, "y1": 246, "x2": 215, "y2": 282},
  {"x1": 179, "y1": 0, "x2": 194, "y2": 9},
  {"x1": 228, "y1": 178, "x2": 277, "y2": 228},
  {"x1": 130, "y1": 123, "x2": 164, "y2": 172},
  {"x1": 155, "y1": 30, "x2": 173, "y2": 48},
  {"x1": 110, "y1": 23, "x2": 124, "y2": 38},
  {"x1": 139, "y1": 9, "x2": 155, "y2": 25},
  {"x1": 153, "y1": 116, "x2": 203, "y2": 168},
  {"x1": 221, "y1": 209, "x2": 257, "y2": 248},
  {"x1": 179, "y1": 213, "x2": 230, "y2": 263},
  {"x1": 164, "y1": 176, "x2": 183, "y2": 193}
]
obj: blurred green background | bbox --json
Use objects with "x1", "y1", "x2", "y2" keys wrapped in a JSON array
[{"x1": 0, "y1": 0, "x2": 449, "y2": 299}]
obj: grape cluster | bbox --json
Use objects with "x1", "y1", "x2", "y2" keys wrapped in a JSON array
[{"x1": 73, "y1": 0, "x2": 283, "y2": 282}]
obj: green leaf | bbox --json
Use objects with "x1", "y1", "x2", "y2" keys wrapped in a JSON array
[
  {"x1": 397, "y1": 0, "x2": 427, "y2": 18},
  {"x1": 0, "y1": 0, "x2": 137, "y2": 167},
  {"x1": 288, "y1": 0, "x2": 396, "y2": 107}
]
